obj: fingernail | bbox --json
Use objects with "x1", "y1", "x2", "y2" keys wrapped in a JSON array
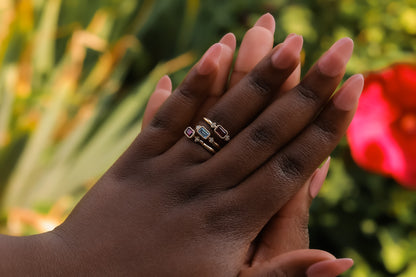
[
  {"x1": 307, "y1": 258, "x2": 354, "y2": 277},
  {"x1": 219, "y1": 33, "x2": 237, "y2": 51},
  {"x1": 156, "y1": 75, "x2": 172, "y2": 92},
  {"x1": 271, "y1": 35, "x2": 303, "y2": 69},
  {"x1": 284, "y1": 33, "x2": 297, "y2": 41},
  {"x1": 309, "y1": 157, "x2": 331, "y2": 198},
  {"x1": 197, "y1": 43, "x2": 223, "y2": 75},
  {"x1": 332, "y1": 74, "x2": 364, "y2": 111},
  {"x1": 254, "y1": 13, "x2": 275, "y2": 34},
  {"x1": 318, "y1": 37, "x2": 354, "y2": 77}
]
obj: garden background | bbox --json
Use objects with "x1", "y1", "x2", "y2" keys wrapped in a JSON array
[{"x1": 0, "y1": 0, "x2": 416, "y2": 276}]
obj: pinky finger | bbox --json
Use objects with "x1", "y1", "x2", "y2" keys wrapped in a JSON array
[{"x1": 142, "y1": 76, "x2": 172, "y2": 130}]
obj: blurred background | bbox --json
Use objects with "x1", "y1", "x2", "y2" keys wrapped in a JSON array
[{"x1": 0, "y1": 0, "x2": 415, "y2": 276}]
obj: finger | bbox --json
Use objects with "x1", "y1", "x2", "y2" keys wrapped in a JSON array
[
  {"x1": 306, "y1": 258, "x2": 354, "y2": 277},
  {"x1": 142, "y1": 75, "x2": 172, "y2": 130},
  {"x1": 231, "y1": 74, "x2": 364, "y2": 232},
  {"x1": 210, "y1": 33, "x2": 236, "y2": 95},
  {"x1": 240, "y1": 249, "x2": 335, "y2": 277},
  {"x1": 229, "y1": 13, "x2": 275, "y2": 88},
  {"x1": 279, "y1": 62, "x2": 301, "y2": 93},
  {"x1": 203, "y1": 37, "x2": 352, "y2": 188},
  {"x1": 173, "y1": 35, "x2": 303, "y2": 162},
  {"x1": 137, "y1": 43, "x2": 223, "y2": 156},
  {"x1": 191, "y1": 33, "x2": 236, "y2": 120},
  {"x1": 251, "y1": 158, "x2": 331, "y2": 265}
]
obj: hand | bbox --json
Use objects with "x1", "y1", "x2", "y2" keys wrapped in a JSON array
[
  {"x1": 0, "y1": 14, "x2": 362, "y2": 276},
  {"x1": 142, "y1": 14, "x2": 355, "y2": 276},
  {"x1": 56, "y1": 13, "x2": 358, "y2": 275}
]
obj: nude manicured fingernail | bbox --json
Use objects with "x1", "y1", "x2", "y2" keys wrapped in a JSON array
[
  {"x1": 197, "y1": 43, "x2": 223, "y2": 75},
  {"x1": 309, "y1": 157, "x2": 331, "y2": 199},
  {"x1": 318, "y1": 37, "x2": 354, "y2": 77},
  {"x1": 219, "y1": 33, "x2": 236, "y2": 50},
  {"x1": 254, "y1": 13, "x2": 276, "y2": 33},
  {"x1": 307, "y1": 258, "x2": 354, "y2": 277},
  {"x1": 284, "y1": 33, "x2": 297, "y2": 41},
  {"x1": 333, "y1": 74, "x2": 364, "y2": 111},
  {"x1": 156, "y1": 75, "x2": 172, "y2": 92},
  {"x1": 271, "y1": 35, "x2": 303, "y2": 69}
]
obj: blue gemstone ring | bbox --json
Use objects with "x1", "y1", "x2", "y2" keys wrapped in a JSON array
[
  {"x1": 184, "y1": 126, "x2": 216, "y2": 154},
  {"x1": 195, "y1": 125, "x2": 220, "y2": 149}
]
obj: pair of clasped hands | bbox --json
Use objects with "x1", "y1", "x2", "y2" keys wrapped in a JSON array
[{"x1": 0, "y1": 14, "x2": 364, "y2": 276}]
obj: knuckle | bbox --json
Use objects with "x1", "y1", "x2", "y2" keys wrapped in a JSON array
[
  {"x1": 277, "y1": 153, "x2": 305, "y2": 180},
  {"x1": 248, "y1": 123, "x2": 277, "y2": 149},
  {"x1": 313, "y1": 118, "x2": 339, "y2": 142},
  {"x1": 150, "y1": 113, "x2": 170, "y2": 129},
  {"x1": 247, "y1": 73, "x2": 273, "y2": 96},
  {"x1": 175, "y1": 86, "x2": 196, "y2": 105},
  {"x1": 296, "y1": 84, "x2": 321, "y2": 104}
]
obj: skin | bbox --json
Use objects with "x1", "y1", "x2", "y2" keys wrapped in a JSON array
[
  {"x1": 0, "y1": 14, "x2": 362, "y2": 276},
  {"x1": 141, "y1": 14, "x2": 356, "y2": 276}
]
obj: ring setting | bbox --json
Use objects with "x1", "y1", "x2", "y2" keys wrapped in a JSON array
[
  {"x1": 184, "y1": 118, "x2": 230, "y2": 154},
  {"x1": 203, "y1": 117, "x2": 230, "y2": 141}
]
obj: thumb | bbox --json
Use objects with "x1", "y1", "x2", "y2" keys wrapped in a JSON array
[{"x1": 240, "y1": 249, "x2": 353, "y2": 277}]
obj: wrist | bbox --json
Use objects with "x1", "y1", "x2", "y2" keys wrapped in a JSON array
[{"x1": 0, "y1": 231, "x2": 74, "y2": 276}]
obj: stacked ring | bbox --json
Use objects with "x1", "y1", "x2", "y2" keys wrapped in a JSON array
[
  {"x1": 203, "y1": 117, "x2": 230, "y2": 141},
  {"x1": 184, "y1": 126, "x2": 216, "y2": 154},
  {"x1": 195, "y1": 125, "x2": 220, "y2": 149}
]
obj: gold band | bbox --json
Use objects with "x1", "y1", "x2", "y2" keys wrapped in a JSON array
[
  {"x1": 184, "y1": 126, "x2": 216, "y2": 154},
  {"x1": 203, "y1": 117, "x2": 230, "y2": 141}
]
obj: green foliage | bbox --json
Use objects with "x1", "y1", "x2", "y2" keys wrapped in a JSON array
[{"x1": 0, "y1": 0, "x2": 416, "y2": 276}]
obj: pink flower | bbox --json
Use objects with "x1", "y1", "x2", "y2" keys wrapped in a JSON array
[{"x1": 347, "y1": 64, "x2": 416, "y2": 188}]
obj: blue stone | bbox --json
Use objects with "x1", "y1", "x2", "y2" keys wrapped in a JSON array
[{"x1": 196, "y1": 125, "x2": 210, "y2": 139}]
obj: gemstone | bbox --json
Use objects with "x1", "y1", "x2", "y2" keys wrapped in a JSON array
[
  {"x1": 184, "y1": 127, "x2": 195, "y2": 138},
  {"x1": 196, "y1": 125, "x2": 210, "y2": 139},
  {"x1": 214, "y1": 125, "x2": 228, "y2": 139}
]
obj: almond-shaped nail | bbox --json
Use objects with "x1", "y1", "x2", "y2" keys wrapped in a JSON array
[
  {"x1": 254, "y1": 13, "x2": 276, "y2": 34},
  {"x1": 309, "y1": 157, "x2": 331, "y2": 199},
  {"x1": 271, "y1": 35, "x2": 303, "y2": 69},
  {"x1": 307, "y1": 258, "x2": 354, "y2": 277},
  {"x1": 197, "y1": 43, "x2": 223, "y2": 75},
  {"x1": 333, "y1": 74, "x2": 364, "y2": 111},
  {"x1": 318, "y1": 37, "x2": 354, "y2": 77},
  {"x1": 156, "y1": 75, "x2": 172, "y2": 92},
  {"x1": 219, "y1": 33, "x2": 237, "y2": 51}
]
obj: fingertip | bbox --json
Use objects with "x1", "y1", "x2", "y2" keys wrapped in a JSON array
[
  {"x1": 309, "y1": 156, "x2": 331, "y2": 199},
  {"x1": 197, "y1": 43, "x2": 223, "y2": 75},
  {"x1": 156, "y1": 75, "x2": 172, "y2": 92},
  {"x1": 271, "y1": 35, "x2": 303, "y2": 69},
  {"x1": 219, "y1": 33, "x2": 237, "y2": 51},
  {"x1": 318, "y1": 37, "x2": 354, "y2": 77},
  {"x1": 254, "y1": 13, "x2": 276, "y2": 34},
  {"x1": 333, "y1": 74, "x2": 364, "y2": 111},
  {"x1": 307, "y1": 258, "x2": 354, "y2": 277}
]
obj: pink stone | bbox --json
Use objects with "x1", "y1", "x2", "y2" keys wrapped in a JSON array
[{"x1": 184, "y1": 127, "x2": 195, "y2": 138}]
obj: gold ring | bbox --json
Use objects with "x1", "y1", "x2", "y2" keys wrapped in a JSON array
[
  {"x1": 184, "y1": 126, "x2": 216, "y2": 154},
  {"x1": 203, "y1": 117, "x2": 230, "y2": 141},
  {"x1": 195, "y1": 125, "x2": 220, "y2": 149}
]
